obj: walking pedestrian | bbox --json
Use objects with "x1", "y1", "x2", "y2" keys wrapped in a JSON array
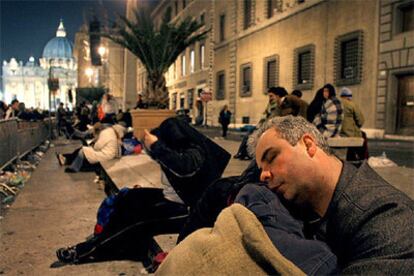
[{"x1": 219, "y1": 105, "x2": 232, "y2": 138}]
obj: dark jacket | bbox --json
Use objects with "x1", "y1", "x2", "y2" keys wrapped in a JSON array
[
  {"x1": 219, "y1": 110, "x2": 231, "y2": 126},
  {"x1": 177, "y1": 159, "x2": 261, "y2": 242},
  {"x1": 280, "y1": 95, "x2": 308, "y2": 118},
  {"x1": 311, "y1": 162, "x2": 414, "y2": 274},
  {"x1": 149, "y1": 118, "x2": 231, "y2": 207}
]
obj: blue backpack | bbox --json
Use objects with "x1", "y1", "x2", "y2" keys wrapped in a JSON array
[{"x1": 94, "y1": 187, "x2": 130, "y2": 235}]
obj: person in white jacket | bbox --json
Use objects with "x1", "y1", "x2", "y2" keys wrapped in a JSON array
[{"x1": 57, "y1": 123, "x2": 126, "y2": 173}]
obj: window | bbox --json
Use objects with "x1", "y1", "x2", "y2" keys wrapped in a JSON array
[
  {"x1": 243, "y1": 0, "x2": 252, "y2": 30},
  {"x1": 240, "y1": 63, "x2": 252, "y2": 97},
  {"x1": 293, "y1": 44, "x2": 315, "y2": 90},
  {"x1": 200, "y1": 43, "x2": 205, "y2": 69},
  {"x1": 395, "y1": 2, "x2": 414, "y2": 33},
  {"x1": 298, "y1": 51, "x2": 311, "y2": 84},
  {"x1": 171, "y1": 93, "x2": 177, "y2": 109},
  {"x1": 219, "y1": 14, "x2": 226, "y2": 42},
  {"x1": 183, "y1": 0, "x2": 186, "y2": 9},
  {"x1": 264, "y1": 55, "x2": 279, "y2": 91},
  {"x1": 180, "y1": 93, "x2": 185, "y2": 108},
  {"x1": 187, "y1": 89, "x2": 194, "y2": 109},
  {"x1": 181, "y1": 54, "x2": 186, "y2": 76},
  {"x1": 267, "y1": 0, "x2": 279, "y2": 18},
  {"x1": 190, "y1": 49, "x2": 195, "y2": 73},
  {"x1": 216, "y1": 71, "x2": 225, "y2": 100},
  {"x1": 200, "y1": 12, "x2": 205, "y2": 25},
  {"x1": 334, "y1": 30, "x2": 363, "y2": 86}
]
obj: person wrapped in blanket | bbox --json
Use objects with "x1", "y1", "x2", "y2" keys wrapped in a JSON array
[{"x1": 55, "y1": 117, "x2": 230, "y2": 263}]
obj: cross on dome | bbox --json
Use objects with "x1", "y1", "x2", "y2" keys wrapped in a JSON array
[{"x1": 56, "y1": 19, "x2": 66, "y2": 37}]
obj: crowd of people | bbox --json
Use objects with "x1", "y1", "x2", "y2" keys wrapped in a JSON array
[
  {"x1": 232, "y1": 84, "x2": 367, "y2": 161},
  {"x1": 51, "y1": 87, "x2": 413, "y2": 275},
  {"x1": 0, "y1": 99, "x2": 46, "y2": 121},
  {"x1": 5, "y1": 88, "x2": 411, "y2": 274}
]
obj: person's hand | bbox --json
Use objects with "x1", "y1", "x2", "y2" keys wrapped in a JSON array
[{"x1": 143, "y1": 129, "x2": 158, "y2": 149}]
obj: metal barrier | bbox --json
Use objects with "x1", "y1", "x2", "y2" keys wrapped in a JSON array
[{"x1": 0, "y1": 119, "x2": 51, "y2": 170}]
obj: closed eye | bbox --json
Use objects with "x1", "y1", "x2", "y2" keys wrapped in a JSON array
[{"x1": 261, "y1": 148, "x2": 279, "y2": 165}]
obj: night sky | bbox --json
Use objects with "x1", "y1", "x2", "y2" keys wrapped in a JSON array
[{"x1": 0, "y1": 0, "x2": 127, "y2": 65}]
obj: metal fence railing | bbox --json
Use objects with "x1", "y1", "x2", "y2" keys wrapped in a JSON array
[{"x1": 0, "y1": 119, "x2": 51, "y2": 170}]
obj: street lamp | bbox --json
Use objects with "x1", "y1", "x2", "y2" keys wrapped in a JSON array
[
  {"x1": 98, "y1": 46, "x2": 106, "y2": 57},
  {"x1": 85, "y1": 67, "x2": 94, "y2": 86}
]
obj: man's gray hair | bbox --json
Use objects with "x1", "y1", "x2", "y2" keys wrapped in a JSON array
[{"x1": 247, "y1": 115, "x2": 332, "y2": 156}]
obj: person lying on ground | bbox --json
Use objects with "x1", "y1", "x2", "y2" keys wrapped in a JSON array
[
  {"x1": 55, "y1": 117, "x2": 231, "y2": 263},
  {"x1": 248, "y1": 115, "x2": 414, "y2": 274}
]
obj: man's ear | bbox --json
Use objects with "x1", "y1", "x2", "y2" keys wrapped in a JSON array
[{"x1": 302, "y1": 133, "x2": 317, "y2": 157}]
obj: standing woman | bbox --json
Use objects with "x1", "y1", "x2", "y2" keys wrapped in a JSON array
[{"x1": 219, "y1": 105, "x2": 232, "y2": 138}]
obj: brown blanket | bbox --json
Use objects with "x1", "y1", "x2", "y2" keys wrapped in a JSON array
[{"x1": 156, "y1": 203, "x2": 305, "y2": 275}]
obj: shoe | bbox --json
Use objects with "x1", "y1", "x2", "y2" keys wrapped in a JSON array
[
  {"x1": 64, "y1": 167, "x2": 76, "y2": 173},
  {"x1": 243, "y1": 156, "x2": 253, "y2": 160},
  {"x1": 56, "y1": 246, "x2": 78, "y2": 263},
  {"x1": 56, "y1": 153, "x2": 66, "y2": 166},
  {"x1": 233, "y1": 154, "x2": 242, "y2": 159}
]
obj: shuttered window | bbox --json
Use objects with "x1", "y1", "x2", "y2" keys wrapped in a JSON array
[
  {"x1": 267, "y1": 60, "x2": 276, "y2": 89},
  {"x1": 267, "y1": 0, "x2": 279, "y2": 18},
  {"x1": 220, "y1": 14, "x2": 226, "y2": 42},
  {"x1": 401, "y1": 3, "x2": 414, "y2": 32},
  {"x1": 298, "y1": 51, "x2": 311, "y2": 84},
  {"x1": 334, "y1": 30, "x2": 363, "y2": 86},
  {"x1": 293, "y1": 44, "x2": 314, "y2": 90},
  {"x1": 264, "y1": 55, "x2": 279, "y2": 92},
  {"x1": 244, "y1": 0, "x2": 252, "y2": 30},
  {"x1": 341, "y1": 38, "x2": 358, "y2": 80},
  {"x1": 240, "y1": 63, "x2": 252, "y2": 97},
  {"x1": 216, "y1": 71, "x2": 225, "y2": 100}
]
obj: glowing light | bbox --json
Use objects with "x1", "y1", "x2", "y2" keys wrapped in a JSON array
[
  {"x1": 98, "y1": 46, "x2": 107, "y2": 57},
  {"x1": 85, "y1": 68, "x2": 94, "y2": 77}
]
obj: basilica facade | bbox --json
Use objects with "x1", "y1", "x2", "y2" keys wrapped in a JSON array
[{"x1": 2, "y1": 20, "x2": 77, "y2": 110}]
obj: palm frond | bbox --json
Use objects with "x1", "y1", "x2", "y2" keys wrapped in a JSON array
[{"x1": 100, "y1": 7, "x2": 209, "y2": 105}]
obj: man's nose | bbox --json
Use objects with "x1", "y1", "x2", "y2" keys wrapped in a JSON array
[{"x1": 260, "y1": 170, "x2": 272, "y2": 182}]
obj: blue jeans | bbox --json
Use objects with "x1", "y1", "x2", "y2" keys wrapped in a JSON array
[
  {"x1": 235, "y1": 184, "x2": 338, "y2": 275},
  {"x1": 64, "y1": 148, "x2": 97, "y2": 172}
]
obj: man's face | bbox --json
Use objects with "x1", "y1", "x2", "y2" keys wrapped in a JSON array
[
  {"x1": 12, "y1": 102, "x2": 19, "y2": 110},
  {"x1": 256, "y1": 128, "x2": 314, "y2": 204},
  {"x1": 268, "y1": 93, "x2": 277, "y2": 104}
]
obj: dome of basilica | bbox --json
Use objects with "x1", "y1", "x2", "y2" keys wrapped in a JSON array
[{"x1": 42, "y1": 20, "x2": 73, "y2": 59}]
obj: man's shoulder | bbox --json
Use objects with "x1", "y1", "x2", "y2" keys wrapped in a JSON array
[{"x1": 339, "y1": 162, "x2": 413, "y2": 211}]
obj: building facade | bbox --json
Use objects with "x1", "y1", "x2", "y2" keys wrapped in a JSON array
[
  {"x1": 2, "y1": 20, "x2": 77, "y2": 110},
  {"x1": 128, "y1": 0, "x2": 414, "y2": 136},
  {"x1": 378, "y1": 0, "x2": 414, "y2": 136},
  {"x1": 73, "y1": 24, "x2": 125, "y2": 100}
]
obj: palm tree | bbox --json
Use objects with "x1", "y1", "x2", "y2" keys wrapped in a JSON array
[{"x1": 102, "y1": 9, "x2": 209, "y2": 108}]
